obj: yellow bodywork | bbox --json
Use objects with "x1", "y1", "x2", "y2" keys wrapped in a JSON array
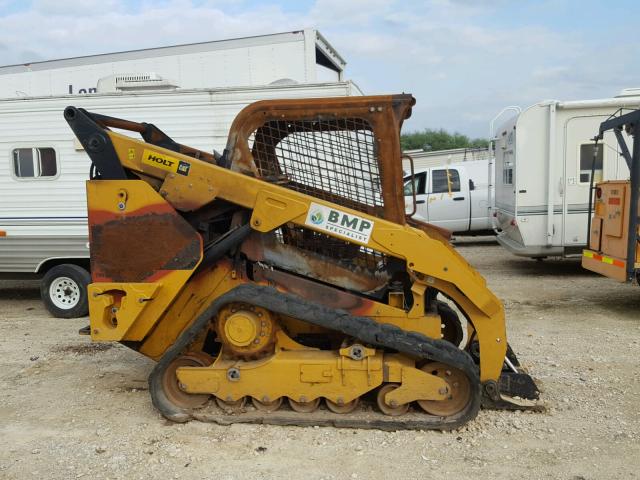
[
  {"x1": 177, "y1": 340, "x2": 449, "y2": 406},
  {"x1": 86, "y1": 129, "x2": 506, "y2": 389},
  {"x1": 68, "y1": 95, "x2": 523, "y2": 423}
]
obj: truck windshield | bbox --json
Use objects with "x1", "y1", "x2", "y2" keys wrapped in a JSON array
[{"x1": 403, "y1": 172, "x2": 425, "y2": 196}]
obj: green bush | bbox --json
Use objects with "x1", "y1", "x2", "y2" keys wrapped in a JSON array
[{"x1": 401, "y1": 128, "x2": 488, "y2": 152}]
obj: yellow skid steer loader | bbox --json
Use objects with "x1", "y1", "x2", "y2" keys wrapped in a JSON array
[{"x1": 65, "y1": 94, "x2": 539, "y2": 430}]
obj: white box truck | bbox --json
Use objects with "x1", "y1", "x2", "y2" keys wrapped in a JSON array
[
  {"x1": 492, "y1": 88, "x2": 640, "y2": 258},
  {"x1": 0, "y1": 81, "x2": 361, "y2": 317},
  {"x1": 0, "y1": 29, "x2": 345, "y2": 97}
]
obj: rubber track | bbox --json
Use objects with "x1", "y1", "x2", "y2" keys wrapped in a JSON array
[{"x1": 148, "y1": 284, "x2": 482, "y2": 430}]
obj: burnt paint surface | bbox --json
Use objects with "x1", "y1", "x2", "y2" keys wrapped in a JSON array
[
  {"x1": 252, "y1": 265, "x2": 375, "y2": 316},
  {"x1": 241, "y1": 233, "x2": 386, "y2": 293},
  {"x1": 225, "y1": 95, "x2": 415, "y2": 224},
  {"x1": 90, "y1": 209, "x2": 201, "y2": 283}
]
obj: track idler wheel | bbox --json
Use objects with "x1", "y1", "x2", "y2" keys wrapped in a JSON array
[
  {"x1": 325, "y1": 397, "x2": 359, "y2": 414},
  {"x1": 252, "y1": 396, "x2": 283, "y2": 412},
  {"x1": 376, "y1": 383, "x2": 410, "y2": 416},
  {"x1": 417, "y1": 362, "x2": 471, "y2": 416},
  {"x1": 161, "y1": 353, "x2": 211, "y2": 410},
  {"x1": 288, "y1": 397, "x2": 321, "y2": 413}
]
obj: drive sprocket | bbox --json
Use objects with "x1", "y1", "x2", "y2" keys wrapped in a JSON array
[{"x1": 215, "y1": 302, "x2": 276, "y2": 358}]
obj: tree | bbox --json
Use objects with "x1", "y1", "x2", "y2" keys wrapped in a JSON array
[{"x1": 400, "y1": 128, "x2": 488, "y2": 152}]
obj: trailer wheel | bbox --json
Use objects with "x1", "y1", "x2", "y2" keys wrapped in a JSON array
[{"x1": 41, "y1": 264, "x2": 91, "y2": 318}]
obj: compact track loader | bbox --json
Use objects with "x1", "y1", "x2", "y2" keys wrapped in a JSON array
[{"x1": 65, "y1": 95, "x2": 539, "y2": 430}]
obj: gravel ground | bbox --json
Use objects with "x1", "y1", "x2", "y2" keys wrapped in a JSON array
[{"x1": 1, "y1": 239, "x2": 639, "y2": 480}]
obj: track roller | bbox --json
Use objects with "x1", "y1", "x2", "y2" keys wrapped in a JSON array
[
  {"x1": 252, "y1": 396, "x2": 283, "y2": 412},
  {"x1": 288, "y1": 397, "x2": 321, "y2": 413},
  {"x1": 215, "y1": 396, "x2": 246, "y2": 412},
  {"x1": 376, "y1": 383, "x2": 410, "y2": 416},
  {"x1": 325, "y1": 398, "x2": 359, "y2": 414}
]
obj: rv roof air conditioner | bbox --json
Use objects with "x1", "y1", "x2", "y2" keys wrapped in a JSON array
[
  {"x1": 269, "y1": 78, "x2": 299, "y2": 86},
  {"x1": 97, "y1": 73, "x2": 178, "y2": 93}
]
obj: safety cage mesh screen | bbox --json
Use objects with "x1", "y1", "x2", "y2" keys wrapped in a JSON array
[{"x1": 249, "y1": 117, "x2": 383, "y2": 215}]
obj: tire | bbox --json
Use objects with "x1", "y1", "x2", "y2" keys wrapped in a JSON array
[{"x1": 40, "y1": 264, "x2": 91, "y2": 318}]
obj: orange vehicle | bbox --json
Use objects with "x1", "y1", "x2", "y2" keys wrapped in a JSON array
[{"x1": 583, "y1": 110, "x2": 640, "y2": 283}]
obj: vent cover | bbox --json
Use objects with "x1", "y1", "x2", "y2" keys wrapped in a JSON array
[{"x1": 97, "y1": 73, "x2": 178, "y2": 93}]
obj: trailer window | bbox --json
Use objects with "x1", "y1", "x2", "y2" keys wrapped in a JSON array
[
  {"x1": 579, "y1": 143, "x2": 603, "y2": 184},
  {"x1": 503, "y1": 167, "x2": 513, "y2": 185},
  {"x1": 403, "y1": 172, "x2": 426, "y2": 196},
  {"x1": 502, "y1": 151, "x2": 513, "y2": 185},
  {"x1": 432, "y1": 169, "x2": 460, "y2": 193},
  {"x1": 12, "y1": 148, "x2": 57, "y2": 179}
]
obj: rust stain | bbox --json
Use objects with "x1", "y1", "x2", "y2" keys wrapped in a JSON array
[
  {"x1": 88, "y1": 203, "x2": 177, "y2": 227},
  {"x1": 90, "y1": 211, "x2": 201, "y2": 282},
  {"x1": 225, "y1": 94, "x2": 415, "y2": 225}
]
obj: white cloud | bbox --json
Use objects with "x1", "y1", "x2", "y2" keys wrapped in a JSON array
[
  {"x1": 0, "y1": 1, "x2": 635, "y2": 136},
  {"x1": 31, "y1": 0, "x2": 125, "y2": 15},
  {"x1": 532, "y1": 66, "x2": 572, "y2": 81},
  {"x1": 309, "y1": 0, "x2": 391, "y2": 25},
  {"x1": 0, "y1": 3, "x2": 303, "y2": 64}
]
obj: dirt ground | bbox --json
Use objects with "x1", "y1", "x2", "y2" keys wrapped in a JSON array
[{"x1": 1, "y1": 239, "x2": 638, "y2": 480}]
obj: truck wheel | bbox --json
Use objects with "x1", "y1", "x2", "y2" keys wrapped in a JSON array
[{"x1": 41, "y1": 264, "x2": 91, "y2": 318}]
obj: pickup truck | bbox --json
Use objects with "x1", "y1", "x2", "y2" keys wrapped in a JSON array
[{"x1": 403, "y1": 160, "x2": 493, "y2": 233}]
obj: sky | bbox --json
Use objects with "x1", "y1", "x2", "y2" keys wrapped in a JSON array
[{"x1": 0, "y1": 0, "x2": 637, "y2": 137}]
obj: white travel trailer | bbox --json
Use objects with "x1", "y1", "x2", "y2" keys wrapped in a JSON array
[
  {"x1": 493, "y1": 88, "x2": 640, "y2": 258},
  {"x1": 0, "y1": 81, "x2": 361, "y2": 317},
  {"x1": 403, "y1": 159, "x2": 494, "y2": 233},
  {"x1": 0, "y1": 29, "x2": 345, "y2": 97}
]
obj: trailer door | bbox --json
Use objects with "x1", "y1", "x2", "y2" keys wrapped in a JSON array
[{"x1": 563, "y1": 115, "x2": 612, "y2": 246}]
